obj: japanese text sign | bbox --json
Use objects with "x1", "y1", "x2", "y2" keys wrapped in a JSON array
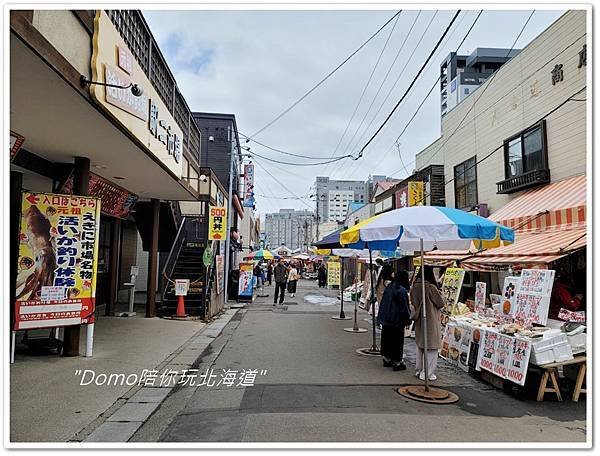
[
  {"x1": 14, "y1": 192, "x2": 101, "y2": 330},
  {"x1": 513, "y1": 269, "x2": 555, "y2": 326},
  {"x1": 408, "y1": 181, "x2": 424, "y2": 206},
  {"x1": 475, "y1": 282, "x2": 486, "y2": 314},
  {"x1": 208, "y1": 206, "x2": 227, "y2": 240},
  {"x1": 238, "y1": 262, "x2": 254, "y2": 299},
  {"x1": 175, "y1": 279, "x2": 189, "y2": 296},
  {"x1": 327, "y1": 261, "x2": 341, "y2": 287},
  {"x1": 243, "y1": 164, "x2": 255, "y2": 208}
]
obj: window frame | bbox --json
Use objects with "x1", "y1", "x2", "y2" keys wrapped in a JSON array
[
  {"x1": 453, "y1": 155, "x2": 478, "y2": 210},
  {"x1": 502, "y1": 120, "x2": 548, "y2": 179}
]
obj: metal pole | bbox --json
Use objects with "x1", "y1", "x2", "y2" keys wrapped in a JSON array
[
  {"x1": 224, "y1": 144, "x2": 235, "y2": 302},
  {"x1": 369, "y1": 247, "x2": 379, "y2": 352},
  {"x1": 353, "y1": 278, "x2": 359, "y2": 331},
  {"x1": 421, "y1": 238, "x2": 430, "y2": 391},
  {"x1": 316, "y1": 198, "x2": 320, "y2": 241},
  {"x1": 339, "y1": 259, "x2": 346, "y2": 318}
]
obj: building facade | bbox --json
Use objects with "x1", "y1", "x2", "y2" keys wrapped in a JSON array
[
  {"x1": 416, "y1": 10, "x2": 587, "y2": 215},
  {"x1": 314, "y1": 177, "x2": 368, "y2": 223},
  {"x1": 440, "y1": 47, "x2": 520, "y2": 117},
  {"x1": 264, "y1": 209, "x2": 315, "y2": 251}
]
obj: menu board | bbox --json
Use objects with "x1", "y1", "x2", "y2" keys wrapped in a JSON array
[
  {"x1": 327, "y1": 261, "x2": 341, "y2": 288},
  {"x1": 441, "y1": 268, "x2": 465, "y2": 314},
  {"x1": 478, "y1": 330, "x2": 498, "y2": 373},
  {"x1": 475, "y1": 282, "x2": 487, "y2": 313},
  {"x1": 492, "y1": 334, "x2": 514, "y2": 378},
  {"x1": 513, "y1": 269, "x2": 555, "y2": 326},
  {"x1": 507, "y1": 337, "x2": 532, "y2": 386}
]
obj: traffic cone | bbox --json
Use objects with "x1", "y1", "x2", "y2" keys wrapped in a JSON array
[{"x1": 175, "y1": 295, "x2": 187, "y2": 317}]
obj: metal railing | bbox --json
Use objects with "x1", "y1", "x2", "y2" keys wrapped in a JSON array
[
  {"x1": 160, "y1": 216, "x2": 187, "y2": 301},
  {"x1": 496, "y1": 168, "x2": 550, "y2": 194}
]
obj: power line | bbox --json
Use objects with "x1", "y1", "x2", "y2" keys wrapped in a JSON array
[
  {"x1": 253, "y1": 158, "x2": 315, "y2": 210},
  {"x1": 250, "y1": 150, "x2": 350, "y2": 166},
  {"x1": 248, "y1": 10, "x2": 403, "y2": 139},
  {"x1": 355, "y1": 10, "x2": 461, "y2": 160},
  {"x1": 322, "y1": 11, "x2": 405, "y2": 176},
  {"x1": 342, "y1": 10, "x2": 472, "y2": 179},
  {"x1": 409, "y1": 87, "x2": 585, "y2": 207},
  {"x1": 237, "y1": 131, "x2": 352, "y2": 160},
  {"x1": 400, "y1": 10, "x2": 536, "y2": 175},
  {"x1": 386, "y1": 25, "x2": 586, "y2": 178},
  {"x1": 329, "y1": 10, "x2": 429, "y2": 178}
]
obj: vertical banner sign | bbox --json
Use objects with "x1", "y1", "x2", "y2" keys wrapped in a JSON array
[
  {"x1": 440, "y1": 268, "x2": 465, "y2": 314},
  {"x1": 243, "y1": 163, "x2": 255, "y2": 208},
  {"x1": 513, "y1": 269, "x2": 555, "y2": 326},
  {"x1": 238, "y1": 262, "x2": 254, "y2": 299},
  {"x1": 474, "y1": 282, "x2": 487, "y2": 313},
  {"x1": 208, "y1": 206, "x2": 227, "y2": 240},
  {"x1": 327, "y1": 261, "x2": 341, "y2": 288},
  {"x1": 395, "y1": 187, "x2": 409, "y2": 208},
  {"x1": 215, "y1": 255, "x2": 225, "y2": 294},
  {"x1": 14, "y1": 192, "x2": 101, "y2": 330},
  {"x1": 408, "y1": 181, "x2": 424, "y2": 206}
]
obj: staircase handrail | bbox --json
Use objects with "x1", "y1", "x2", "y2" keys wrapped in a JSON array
[{"x1": 161, "y1": 216, "x2": 187, "y2": 300}]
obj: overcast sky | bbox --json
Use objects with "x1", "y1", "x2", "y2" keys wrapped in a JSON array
[{"x1": 144, "y1": 8, "x2": 564, "y2": 217}]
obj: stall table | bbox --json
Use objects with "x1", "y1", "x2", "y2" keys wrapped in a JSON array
[{"x1": 536, "y1": 355, "x2": 586, "y2": 402}]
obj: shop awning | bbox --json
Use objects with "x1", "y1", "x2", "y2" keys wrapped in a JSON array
[
  {"x1": 489, "y1": 175, "x2": 586, "y2": 231},
  {"x1": 460, "y1": 225, "x2": 586, "y2": 270}
]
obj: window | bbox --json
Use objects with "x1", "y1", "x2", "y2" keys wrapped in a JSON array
[
  {"x1": 503, "y1": 120, "x2": 547, "y2": 179},
  {"x1": 454, "y1": 156, "x2": 477, "y2": 210}
]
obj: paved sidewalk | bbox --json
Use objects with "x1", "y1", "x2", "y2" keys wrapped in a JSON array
[{"x1": 9, "y1": 304, "x2": 233, "y2": 443}]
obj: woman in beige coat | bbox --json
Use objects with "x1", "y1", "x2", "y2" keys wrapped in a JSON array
[{"x1": 410, "y1": 266, "x2": 445, "y2": 381}]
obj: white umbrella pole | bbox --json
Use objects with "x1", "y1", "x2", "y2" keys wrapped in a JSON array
[
  {"x1": 369, "y1": 247, "x2": 378, "y2": 352},
  {"x1": 421, "y1": 238, "x2": 429, "y2": 391}
]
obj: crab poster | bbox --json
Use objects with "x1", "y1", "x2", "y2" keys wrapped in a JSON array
[
  {"x1": 501, "y1": 276, "x2": 521, "y2": 315},
  {"x1": 14, "y1": 192, "x2": 101, "y2": 330}
]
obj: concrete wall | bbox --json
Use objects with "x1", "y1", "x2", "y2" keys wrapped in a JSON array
[
  {"x1": 415, "y1": 10, "x2": 587, "y2": 214},
  {"x1": 32, "y1": 10, "x2": 92, "y2": 79}
]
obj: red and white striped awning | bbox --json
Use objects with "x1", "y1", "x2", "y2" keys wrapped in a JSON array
[
  {"x1": 489, "y1": 175, "x2": 586, "y2": 231},
  {"x1": 460, "y1": 225, "x2": 586, "y2": 270}
]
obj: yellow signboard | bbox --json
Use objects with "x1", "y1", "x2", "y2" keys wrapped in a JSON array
[
  {"x1": 14, "y1": 192, "x2": 101, "y2": 330},
  {"x1": 327, "y1": 261, "x2": 341, "y2": 288},
  {"x1": 408, "y1": 181, "x2": 424, "y2": 206},
  {"x1": 208, "y1": 206, "x2": 227, "y2": 240}
]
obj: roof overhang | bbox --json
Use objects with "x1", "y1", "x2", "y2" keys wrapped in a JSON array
[{"x1": 10, "y1": 33, "x2": 196, "y2": 201}]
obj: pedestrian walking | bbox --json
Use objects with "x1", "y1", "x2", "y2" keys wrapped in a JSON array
[
  {"x1": 317, "y1": 263, "x2": 327, "y2": 288},
  {"x1": 410, "y1": 266, "x2": 445, "y2": 381},
  {"x1": 267, "y1": 262, "x2": 273, "y2": 286},
  {"x1": 287, "y1": 262, "x2": 299, "y2": 297},
  {"x1": 273, "y1": 258, "x2": 288, "y2": 305},
  {"x1": 253, "y1": 261, "x2": 263, "y2": 290},
  {"x1": 378, "y1": 270, "x2": 411, "y2": 371}
]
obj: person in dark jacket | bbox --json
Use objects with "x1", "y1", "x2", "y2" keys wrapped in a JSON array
[
  {"x1": 317, "y1": 263, "x2": 327, "y2": 288},
  {"x1": 273, "y1": 258, "x2": 288, "y2": 305},
  {"x1": 266, "y1": 262, "x2": 273, "y2": 286},
  {"x1": 378, "y1": 270, "x2": 411, "y2": 371}
]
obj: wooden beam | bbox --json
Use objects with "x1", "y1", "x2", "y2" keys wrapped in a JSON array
[{"x1": 63, "y1": 156, "x2": 90, "y2": 356}]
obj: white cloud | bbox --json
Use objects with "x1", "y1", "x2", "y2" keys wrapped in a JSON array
[{"x1": 144, "y1": 8, "x2": 564, "y2": 216}]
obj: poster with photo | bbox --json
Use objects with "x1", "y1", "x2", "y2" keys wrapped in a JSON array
[
  {"x1": 501, "y1": 276, "x2": 521, "y2": 315},
  {"x1": 447, "y1": 323, "x2": 463, "y2": 365},
  {"x1": 506, "y1": 337, "x2": 532, "y2": 386},
  {"x1": 238, "y1": 262, "x2": 254, "y2": 300},
  {"x1": 441, "y1": 268, "x2": 465, "y2": 314},
  {"x1": 475, "y1": 282, "x2": 487, "y2": 313},
  {"x1": 458, "y1": 323, "x2": 473, "y2": 372},
  {"x1": 14, "y1": 192, "x2": 101, "y2": 330},
  {"x1": 439, "y1": 321, "x2": 453, "y2": 360}
]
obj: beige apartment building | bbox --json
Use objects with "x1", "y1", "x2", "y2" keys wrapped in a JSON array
[{"x1": 415, "y1": 10, "x2": 587, "y2": 215}]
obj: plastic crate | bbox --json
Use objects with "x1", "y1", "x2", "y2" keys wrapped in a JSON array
[
  {"x1": 552, "y1": 340, "x2": 574, "y2": 363},
  {"x1": 530, "y1": 347, "x2": 555, "y2": 365}
]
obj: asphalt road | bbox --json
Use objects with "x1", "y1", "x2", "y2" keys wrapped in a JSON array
[{"x1": 134, "y1": 280, "x2": 587, "y2": 444}]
